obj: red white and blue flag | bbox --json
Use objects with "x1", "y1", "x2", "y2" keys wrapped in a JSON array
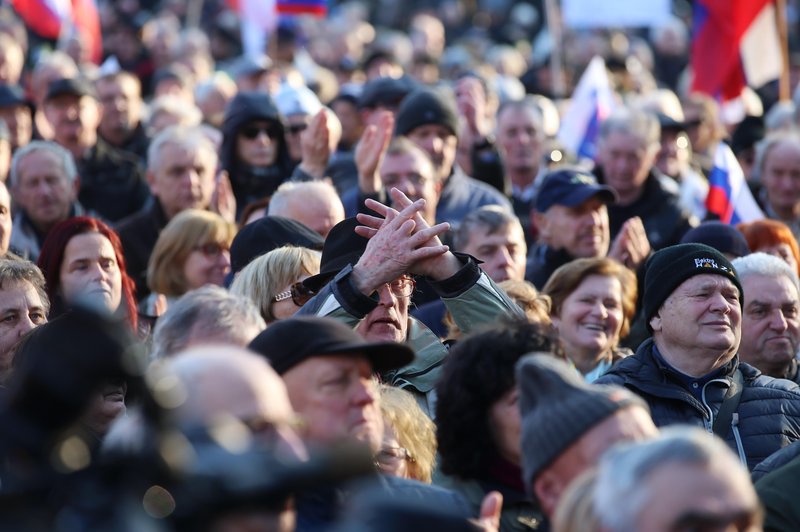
[
  {"x1": 229, "y1": 0, "x2": 327, "y2": 58},
  {"x1": 11, "y1": 0, "x2": 102, "y2": 64},
  {"x1": 557, "y1": 56, "x2": 615, "y2": 162},
  {"x1": 705, "y1": 142, "x2": 764, "y2": 224},
  {"x1": 691, "y1": 0, "x2": 782, "y2": 102}
]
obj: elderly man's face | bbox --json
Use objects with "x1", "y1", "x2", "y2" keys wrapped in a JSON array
[
  {"x1": 597, "y1": 130, "x2": 656, "y2": 203},
  {"x1": 44, "y1": 94, "x2": 101, "y2": 153},
  {"x1": 535, "y1": 197, "x2": 610, "y2": 259},
  {"x1": 356, "y1": 277, "x2": 412, "y2": 344},
  {"x1": 761, "y1": 139, "x2": 800, "y2": 217},
  {"x1": 0, "y1": 280, "x2": 47, "y2": 380},
  {"x1": 282, "y1": 354, "x2": 383, "y2": 453},
  {"x1": 148, "y1": 141, "x2": 217, "y2": 219},
  {"x1": 12, "y1": 149, "x2": 77, "y2": 230},
  {"x1": 651, "y1": 274, "x2": 742, "y2": 361},
  {"x1": 496, "y1": 106, "x2": 543, "y2": 178},
  {"x1": 739, "y1": 273, "x2": 800, "y2": 377},
  {"x1": 460, "y1": 222, "x2": 527, "y2": 282},
  {"x1": 406, "y1": 124, "x2": 458, "y2": 182},
  {"x1": 0, "y1": 104, "x2": 32, "y2": 150},
  {"x1": 634, "y1": 461, "x2": 762, "y2": 532},
  {"x1": 96, "y1": 75, "x2": 143, "y2": 139}
]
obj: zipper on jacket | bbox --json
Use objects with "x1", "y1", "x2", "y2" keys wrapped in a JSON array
[{"x1": 731, "y1": 413, "x2": 747, "y2": 466}]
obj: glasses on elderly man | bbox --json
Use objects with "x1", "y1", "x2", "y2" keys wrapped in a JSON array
[
  {"x1": 386, "y1": 276, "x2": 415, "y2": 298},
  {"x1": 273, "y1": 282, "x2": 316, "y2": 307}
]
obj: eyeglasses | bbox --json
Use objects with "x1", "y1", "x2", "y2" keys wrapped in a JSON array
[
  {"x1": 375, "y1": 446, "x2": 414, "y2": 470},
  {"x1": 241, "y1": 125, "x2": 280, "y2": 140},
  {"x1": 273, "y1": 281, "x2": 316, "y2": 307},
  {"x1": 286, "y1": 124, "x2": 308, "y2": 135},
  {"x1": 385, "y1": 276, "x2": 415, "y2": 299},
  {"x1": 194, "y1": 243, "x2": 229, "y2": 257}
]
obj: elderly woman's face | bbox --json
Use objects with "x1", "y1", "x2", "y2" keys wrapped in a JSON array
[
  {"x1": 552, "y1": 274, "x2": 624, "y2": 365},
  {"x1": 182, "y1": 241, "x2": 231, "y2": 291},
  {"x1": 60, "y1": 232, "x2": 123, "y2": 314}
]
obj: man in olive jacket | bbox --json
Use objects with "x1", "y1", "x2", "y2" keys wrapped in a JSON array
[{"x1": 597, "y1": 243, "x2": 800, "y2": 471}]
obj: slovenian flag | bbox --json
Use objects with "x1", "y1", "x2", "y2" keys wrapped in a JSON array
[
  {"x1": 277, "y1": 0, "x2": 328, "y2": 16},
  {"x1": 705, "y1": 142, "x2": 764, "y2": 224},
  {"x1": 10, "y1": 0, "x2": 102, "y2": 64},
  {"x1": 691, "y1": 0, "x2": 782, "y2": 102},
  {"x1": 230, "y1": 0, "x2": 327, "y2": 59},
  {"x1": 557, "y1": 56, "x2": 615, "y2": 162}
]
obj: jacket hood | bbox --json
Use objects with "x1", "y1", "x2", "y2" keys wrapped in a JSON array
[{"x1": 220, "y1": 91, "x2": 291, "y2": 173}]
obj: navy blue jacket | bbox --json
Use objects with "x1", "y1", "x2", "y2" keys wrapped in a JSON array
[{"x1": 597, "y1": 338, "x2": 800, "y2": 471}]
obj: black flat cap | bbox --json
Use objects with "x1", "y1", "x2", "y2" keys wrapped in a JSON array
[
  {"x1": 302, "y1": 218, "x2": 367, "y2": 292},
  {"x1": 46, "y1": 77, "x2": 98, "y2": 101},
  {"x1": 248, "y1": 316, "x2": 415, "y2": 375}
]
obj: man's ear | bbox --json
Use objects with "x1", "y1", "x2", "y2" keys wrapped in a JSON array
[
  {"x1": 649, "y1": 312, "x2": 662, "y2": 332},
  {"x1": 533, "y1": 471, "x2": 564, "y2": 519},
  {"x1": 146, "y1": 170, "x2": 157, "y2": 194}
]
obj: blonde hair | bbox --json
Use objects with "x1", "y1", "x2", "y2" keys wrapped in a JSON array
[
  {"x1": 553, "y1": 469, "x2": 600, "y2": 532},
  {"x1": 147, "y1": 209, "x2": 236, "y2": 297},
  {"x1": 229, "y1": 246, "x2": 320, "y2": 323},
  {"x1": 379, "y1": 384, "x2": 437, "y2": 483}
]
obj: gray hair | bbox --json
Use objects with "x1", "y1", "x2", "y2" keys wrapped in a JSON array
[
  {"x1": 0, "y1": 256, "x2": 49, "y2": 314},
  {"x1": 594, "y1": 427, "x2": 750, "y2": 532},
  {"x1": 9, "y1": 141, "x2": 78, "y2": 188},
  {"x1": 145, "y1": 95, "x2": 203, "y2": 138},
  {"x1": 267, "y1": 181, "x2": 341, "y2": 218},
  {"x1": 147, "y1": 124, "x2": 216, "y2": 173},
  {"x1": 753, "y1": 132, "x2": 800, "y2": 183},
  {"x1": 453, "y1": 205, "x2": 521, "y2": 251},
  {"x1": 599, "y1": 107, "x2": 661, "y2": 148},
  {"x1": 732, "y1": 252, "x2": 800, "y2": 292},
  {"x1": 496, "y1": 97, "x2": 545, "y2": 141},
  {"x1": 150, "y1": 285, "x2": 266, "y2": 360}
]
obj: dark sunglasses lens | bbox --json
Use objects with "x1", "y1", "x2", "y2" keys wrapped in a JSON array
[
  {"x1": 288, "y1": 125, "x2": 307, "y2": 134},
  {"x1": 242, "y1": 126, "x2": 278, "y2": 139},
  {"x1": 291, "y1": 283, "x2": 314, "y2": 306}
]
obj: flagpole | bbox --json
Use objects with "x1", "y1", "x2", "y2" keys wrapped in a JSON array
[
  {"x1": 543, "y1": 0, "x2": 565, "y2": 99},
  {"x1": 776, "y1": 0, "x2": 790, "y2": 101}
]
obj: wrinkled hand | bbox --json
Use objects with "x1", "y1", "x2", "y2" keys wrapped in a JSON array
[
  {"x1": 210, "y1": 170, "x2": 237, "y2": 224},
  {"x1": 298, "y1": 109, "x2": 331, "y2": 178},
  {"x1": 470, "y1": 491, "x2": 503, "y2": 532},
  {"x1": 456, "y1": 76, "x2": 490, "y2": 144},
  {"x1": 608, "y1": 216, "x2": 650, "y2": 270},
  {"x1": 356, "y1": 188, "x2": 461, "y2": 280},
  {"x1": 355, "y1": 111, "x2": 394, "y2": 195},
  {"x1": 351, "y1": 195, "x2": 450, "y2": 295}
]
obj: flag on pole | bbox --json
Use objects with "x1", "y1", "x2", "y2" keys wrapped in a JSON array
[
  {"x1": 705, "y1": 142, "x2": 764, "y2": 224},
  {"x1": 556, "y1": 56, "x2": 615, "y2": 161},
  {"x1": 231, "y1": 0, "x2": 327, "y2": 59},
  {"x1": 11, "y1": 0, "x2": 102, "y2": 64},
  {"x1": 691, "y1": 0, "x2": 782, "y2": 102},
  {"x1": 277, "y1": 0, "x2": 328, "y2": 16}
]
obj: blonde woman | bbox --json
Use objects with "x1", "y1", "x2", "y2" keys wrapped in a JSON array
[
  {"x1": 230, "y1": 245, "x2": 320, "y2": 323},
  {"x1": 146, "y1": 209, "x2": 236, "y2": 314},
  {"x1": 378, "y1": 384, "x2": 437, "y2": 483}
]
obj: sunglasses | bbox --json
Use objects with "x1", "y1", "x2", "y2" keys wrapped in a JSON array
[
  {"x1": 241, "y1": 125, "x2": 280, "y2": 140},
  {"x1": 286, "y1": 124, "x2": 308, "y2": 135},
  {"x1": 273, "y1": 281, "x2": 315, "y2": 306}
]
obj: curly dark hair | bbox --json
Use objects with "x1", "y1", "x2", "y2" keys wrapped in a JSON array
[{"x1": 435, "y1": 317, "x2": 561, "y2": 480}]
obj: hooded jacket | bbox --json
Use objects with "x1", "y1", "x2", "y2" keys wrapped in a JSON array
[{"x1": 220, "y1": 92, "x2": 294, "y2": 213}]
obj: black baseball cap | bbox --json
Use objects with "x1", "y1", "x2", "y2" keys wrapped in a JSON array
[
  {"x1": 534, "y1": 167, "x2": 617, "y2": 213},
  {"x1": 248, "y1": 316, "x2": 414, "y2": 374}
]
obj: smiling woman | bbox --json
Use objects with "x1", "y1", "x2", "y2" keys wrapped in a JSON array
[
  {"x1": 38, "y1": 216, "x2": 138, "y2": 332},
  {"x1": 544, "y1": 258, "x2": 637, "y2": 381}
]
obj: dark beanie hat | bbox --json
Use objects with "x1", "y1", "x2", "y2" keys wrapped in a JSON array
[
  {"x1": 680, "y1": 222, "x2": 750, "y2": 258},
  {"x1": 394, "y1": 89, "x2": 459, "y2": 138},
  {"x1": 643, "y1": 243, "x2": 743, "y2": 326},
  {"x1": 516, "y1": 354, "x2": 649, "y2": 491}
]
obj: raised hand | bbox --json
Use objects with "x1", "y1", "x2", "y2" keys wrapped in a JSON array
[
  {"x1": 298, "y1": 109, "x2": 331, "y2": 179},
  {"x1": 456, "y1": 76, "x2": 491, "y2": 146},
  {"x1": 471, "y1": 491, "x2": 503, "y2": 532},
  {"x1": 351, "y1": 196, "x2": 450, "y2": 294},
  {"x1": 356, "y1": 188, "x2": 461, "y2": 280},
  {"x1": 355, "y1": 111, "x2": 394, "y2": 195},
  {"x1": 608, "y1": 216, "x2": 650, "y2": 270}
]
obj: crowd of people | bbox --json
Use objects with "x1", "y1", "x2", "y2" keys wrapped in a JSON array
[{"x1": 1, "y1": 0, "x2": 800, "y2": 530}]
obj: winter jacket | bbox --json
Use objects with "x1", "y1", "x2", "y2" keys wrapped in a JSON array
[
  {"x1": 116, "y1": 199, "x2": 169, "y2": 300},
  {"x1": 297, "y1": 254, "x2": 524, "y2": 416},
  {"x1": 755, "y1": 452, "x2": 800, "y2": 532},
  {"x1": 594, "y1": 166, "x2": 697, "y2": 250},
  {"x1": 597, "y1": 338, "x2": 800, "y2": 471},
  {"x1": 10, "y1": 203, "x2": 87, "y2": 261},
  {"x1": 220, "y1": 92, "x2": 294, "y2": 214}
]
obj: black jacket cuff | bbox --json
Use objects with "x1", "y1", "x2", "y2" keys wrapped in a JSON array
[{"x1": 427, "y1": 252, "x2": 482, "y2": 299}]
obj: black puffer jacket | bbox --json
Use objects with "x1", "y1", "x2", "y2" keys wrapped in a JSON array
[
  {"x1": 597, "y1": 338, "x2": 800, "y2": 471},
  {"x1": 220, "y1": 92, "x2": 294, "y2": 213}
]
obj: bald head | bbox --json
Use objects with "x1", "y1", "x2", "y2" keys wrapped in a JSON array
[
  {"x1": 267, "y1": 181, "x2": 345, "y2": 238},
  {"x1": 160, "y1": 345, "x2": 306, "y2": 459}
]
